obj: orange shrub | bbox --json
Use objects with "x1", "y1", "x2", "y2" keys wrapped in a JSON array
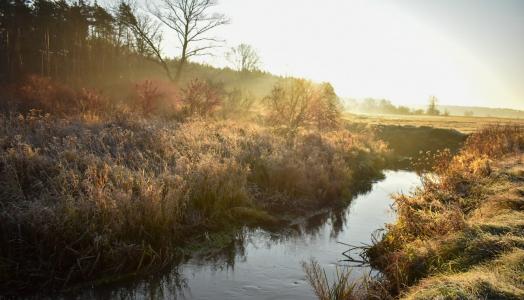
[
  {"x1": 180, "y1": 78, "x2": 223, "y2": 117},
  {"x1": 0, "y1": 75, "x2": 112, "y2": 116},
  {"x1": 134, "y1": 80, "x2": 164, "y2": 115},
  {"x1": 464, "y1": 125, "x2": 523, "y2": 157},
  {"x1": 15, "y1": 75, "x2": 76, "y2": 113}
]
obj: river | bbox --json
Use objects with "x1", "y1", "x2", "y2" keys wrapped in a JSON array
[{"x1": 70, "y1": 170, "x2": 420, "y2": 300}]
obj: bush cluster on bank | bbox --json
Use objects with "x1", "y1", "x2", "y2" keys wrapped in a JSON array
[
  {"x1": 365, "y1": 125, "x2": 524, "y2": 299},
  {"x1": 0, "y1": 76, "x2": 387, "y2": 293}
]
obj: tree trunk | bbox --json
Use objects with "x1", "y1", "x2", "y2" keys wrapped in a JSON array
[
  {"x1": 174, "y1": 40, "x2": 188, "y2": 83},
  {"x1": 174, "y1": 58, "x2": 185, "y2": 83}
]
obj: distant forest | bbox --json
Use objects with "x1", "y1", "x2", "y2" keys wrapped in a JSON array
[
  {"x1": 2, "y1": 1, "x2": 521, "y2": 118},
  {"x1": 1, "y1": 0, "x2": 284, "y2": 98},
  {"x1": 345, "y1": 98, "x2": 426, "y2": 116},
  {"x1": 0, "y1": 0, "x2": 156, "y2": 83}
]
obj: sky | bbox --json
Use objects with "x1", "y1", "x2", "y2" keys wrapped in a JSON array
[{"x1": 140, "y1": 0, "x2": 524, "y2": 110}]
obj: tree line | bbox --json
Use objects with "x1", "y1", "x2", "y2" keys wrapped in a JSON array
[
  {"x1": 0, "y1": 0, "x2": 240, "y2": 84},
  {"x1": 347, "y1": 96, "x2": 449, "y2": 116}
]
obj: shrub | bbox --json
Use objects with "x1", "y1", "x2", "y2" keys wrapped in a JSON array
[
  {"x1": 0, "y1": 109, "x2": 387, "y2": 293},
  {"x1": 0, "y1": 75, "x2": 112, "y2": 117},
  {"x1": 78, "y1": 87, "x2": 106, "y2": 113},
  {"x1": 265, "y1": 79, "x2": 315, "y2": 133},
  {"x1": 13, "y1": 75, "x2": 76, "y2": 113},
  {"x1": 309, "y1": 83, "x2": 342, "y2": 130},
  {"x1": 180, "y1": 78, "x2": 223, "y2": 117},
  {"x1": 365, "y1": 125, "x2": 524, "y2": 295},
  {"x1": 464, "y1": 125, "x2": 524, "y2": 158},
  {"x1": 264, "y1": 79, "x2": 342, "y2": 134},
  {"x1": 220, "y1": 88, "x2": 256, "y2": 119},
  {"x1": 134, "y1": 80, "x2": 164, "y2": 115}
]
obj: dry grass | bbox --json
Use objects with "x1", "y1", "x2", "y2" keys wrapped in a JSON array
[
  {"x1": 345, "y1": 113, "x2": 524, "y2": 134},
  {"x1": 302, "y1": 259, "x2": 394, "y2": 300},
  {"x1": 0, "y1": 77, "x2": 388, "y2": 294},
  {"x1": 404, "y1": 249, "x2": 524, "y2": 300},
  {"x1": 365, "y1": 125, "x2": 524, "y2": 299},
  {"x1": 302, "y1": 260, "x2": 357, "y2": 300},
  {"x1": 307, "y1": 126, "x2": 524, "y2": 300}
]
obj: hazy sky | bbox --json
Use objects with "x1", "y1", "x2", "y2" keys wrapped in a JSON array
[{"x1": 141, "y1": 0, "x2": 524, "y2": 109}]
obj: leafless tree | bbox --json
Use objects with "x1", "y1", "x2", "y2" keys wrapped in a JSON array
[
  {"x1": 151, "y1": 0, "x2": 229, "y2": 82},
  {"x1": 265, "y1": 79, "x2": 342, "y2": 134},
  {"x1": 226, "y1": 43, "x2": 261, "y2": 72},
  {"x1": 426, "y1": 95, "x2": 440, "y2": 116},
  {"x1": 265, "y1": 79, "x2": 316, "y2": 134},
  {"x1": 117, "y1": 1, "x2": 174, "y2": 80}
]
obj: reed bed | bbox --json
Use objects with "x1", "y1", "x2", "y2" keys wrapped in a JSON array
[{"x1": 0, "y1": 77, "x2": 387, "y2": 293}]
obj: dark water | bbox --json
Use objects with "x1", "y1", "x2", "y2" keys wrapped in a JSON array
[{"x1": 73, "y1": 170, "x2": 420, "y2": 300}]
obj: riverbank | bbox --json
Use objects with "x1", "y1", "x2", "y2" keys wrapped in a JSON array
[
  {"x1": 0, "y1": 109, "x2": 387, "y2": 295},
  {"x1": 59, "y1": 170, "x2": 420, "y2": 300},
  {"x1": 366, "y1": 125, "x2": 524, "y2": 299},
  {"x1": 0, "y1": 75, "x2": 475, "y2": 297},
  {"x1": 0, "y1": 106, "x2": 480, "y2": 296}
]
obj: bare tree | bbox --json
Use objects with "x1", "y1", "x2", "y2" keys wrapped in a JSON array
[
  {"x1": 151, "y1": 0, "x2": 229, "y2": 82},
  {"x1": 265, "y1": 79, "x2": 342, "y2": 134},
  {"x1": 226, "y1": 43, "x2": 261, "y2": 72},
  {"x1": 265, "y1": 79, "x2": 316, "y2": 134},
  {"x1": 117, "y1": 1, "x2": 174, "y2": 80},
  {"x1": 426, "y1": 95, "x2": 440, "y2": 116}
]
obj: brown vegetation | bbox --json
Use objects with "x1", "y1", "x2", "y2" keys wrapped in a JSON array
[
  {"x1": 302, "y1": 260, "x2": 357, "y2": 300},
  {"x1": 346, "y1": 113, "x2": 524, "y2": 134},
  {"x1": 364, "y1": 125, "x2": 524, "y2": 299},
  {"x1": 265, "y1": 79, "x2": 342, "y2": 134},
  {"x1": 0, "y1": 76, "x2": 387, "y2": 294},
  {"x1": 304, "y1": 125, "x2": 524, "y2": 300}
]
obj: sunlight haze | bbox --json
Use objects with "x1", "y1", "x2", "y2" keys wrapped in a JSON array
[
  {"x1": 3, "y1": 1, "x2": 524, "y2": 298},
  {"x1": 147, "y1": 0, "x2": 524, "y2": 110}
]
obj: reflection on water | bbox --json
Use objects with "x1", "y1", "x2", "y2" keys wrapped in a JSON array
[{"x1": 73, "y1": 170, "x2": 420, "y2": 300}]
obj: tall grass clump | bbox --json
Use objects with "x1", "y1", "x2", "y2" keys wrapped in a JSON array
[
  {"x1": 365, "y1": 125, "x2": 524, "y2": 298},
  {"x1": 302, "y1": 260, "x2": 357, "y2": 300},
  {"x1": 0, "y1": 76, "x2": 388, "y2": 294},
  {"x1": 302, "y1": 260, "x2": 394, "y2": 300}
]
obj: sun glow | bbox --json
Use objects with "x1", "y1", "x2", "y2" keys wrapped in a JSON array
[{"x1": 179, "y1": 0, "x2": 521, "y2": 109}]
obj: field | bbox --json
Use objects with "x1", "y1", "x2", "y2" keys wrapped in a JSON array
[{"x1": 345, "y1": 113, "x2": 524, "y2": 134}]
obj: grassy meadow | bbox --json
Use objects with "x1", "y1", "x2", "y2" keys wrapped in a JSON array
[
  {"x1": 346, "y1": 113, "x2": 524, "y2": 134},
  {"x1": 0, "y1": 75, "x2": 390, "y2": 294}
]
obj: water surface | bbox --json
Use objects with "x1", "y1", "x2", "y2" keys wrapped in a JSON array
[{"x1": 77, "y1": 170, "x2": 420, "y2": 300}]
